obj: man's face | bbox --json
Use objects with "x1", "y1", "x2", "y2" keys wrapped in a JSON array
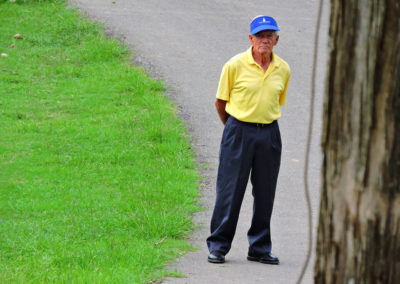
[{"x1": 249, "y1": 30, "x2": 279, "y2": 55}]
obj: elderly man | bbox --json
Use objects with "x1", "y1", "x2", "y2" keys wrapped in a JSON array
[{"x1": 206, "y1": 15, "x2": 290, "y2": 264}]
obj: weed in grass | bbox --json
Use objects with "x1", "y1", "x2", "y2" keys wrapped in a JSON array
[{"x1": 0, "y1": 1, "x2": 199, "y2": 283}]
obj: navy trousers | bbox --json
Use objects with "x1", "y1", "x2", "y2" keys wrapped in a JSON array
[{"x1": 207, "y1": 116, "x2": 282, "y2": 256}]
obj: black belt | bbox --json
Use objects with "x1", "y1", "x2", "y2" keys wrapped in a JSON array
[{"x1": 230, "y1": 116, "x2": 276, "y2": 128}]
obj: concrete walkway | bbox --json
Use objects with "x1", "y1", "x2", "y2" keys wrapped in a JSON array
[{"x1": 69, "y1": 1, "x2": 330, "y2": 283}]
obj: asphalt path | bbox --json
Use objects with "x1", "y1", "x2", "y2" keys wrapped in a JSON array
[{"x1": 69, "y1": 1, "x2": 329, "y2": 283}]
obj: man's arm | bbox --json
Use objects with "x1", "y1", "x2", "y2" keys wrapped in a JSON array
[{"x1": 215, "y1": 99, "x2": 228, "y2": 125}]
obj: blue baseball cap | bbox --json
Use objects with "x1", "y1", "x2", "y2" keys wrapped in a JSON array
[{"x1": 250, "y1": 15, "x2": 280, "y2": 34}]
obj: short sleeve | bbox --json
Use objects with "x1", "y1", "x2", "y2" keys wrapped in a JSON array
[
  {"x1": 216, "y1": 63, "x2": 232, "y2": 101},
  {"x1": 279, "y1": 67, "x2": 291, "y2": 106}
]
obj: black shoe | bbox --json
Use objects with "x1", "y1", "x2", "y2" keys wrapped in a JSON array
[
  {"x1": 247, "y1": 252, "x2": 279, "y2": 264},
  {"x1": 208, "y1": 252, "x2": 225, "y2": 263}
]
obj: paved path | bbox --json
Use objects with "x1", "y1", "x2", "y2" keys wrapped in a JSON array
[{"x1": 69, "y1": 1, "x2": 329, "y2": 283}]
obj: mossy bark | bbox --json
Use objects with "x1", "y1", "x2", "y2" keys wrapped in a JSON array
[{"x1": 315, "y1": 0, "x2": 400, "y2": 283}]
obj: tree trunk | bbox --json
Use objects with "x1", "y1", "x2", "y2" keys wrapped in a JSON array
[{"x1": 315, "y1": 0, "x2": 400, "y2": 283}]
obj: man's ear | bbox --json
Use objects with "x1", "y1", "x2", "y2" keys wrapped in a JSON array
[
  {"x1": 274, "y1": 35, "x2": 280, "y2": 45},
  {"x1": 248, "y1": 34, "x2": 254, "y2": 45}
]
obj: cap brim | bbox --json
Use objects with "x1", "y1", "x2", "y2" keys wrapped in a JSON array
[{"x1": 251, "y1": 25, "x2": 280, "y2": 35}]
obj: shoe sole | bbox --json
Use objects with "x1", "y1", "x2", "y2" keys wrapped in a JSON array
[
  {"x1": 208, "y1": 258, "x2": 225, "y2": 264},
  {"x1": 247, "y1": 255, "x2": 279, "y2": 265}
]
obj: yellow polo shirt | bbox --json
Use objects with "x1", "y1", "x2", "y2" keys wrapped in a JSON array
[{"x1": 216, "y1": 47, "x2": 290, "y2": 124}]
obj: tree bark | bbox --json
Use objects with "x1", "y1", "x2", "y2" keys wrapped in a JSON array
[{"x1": 315, "y1": 0, "x2": 400, "y2": 283}]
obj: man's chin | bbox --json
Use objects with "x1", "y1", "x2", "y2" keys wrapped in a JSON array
[{"x1": 258, "y1": 48, "x2": 271, "y2": 54}]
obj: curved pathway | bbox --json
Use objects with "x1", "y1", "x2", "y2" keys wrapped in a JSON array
[{"x1": 69, "y1": 1, "x2": 329, "y2": 283}]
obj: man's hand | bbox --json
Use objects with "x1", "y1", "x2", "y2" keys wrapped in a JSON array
[{"x1": 215, "y1": 99, "x2": 228, "y2": 125}]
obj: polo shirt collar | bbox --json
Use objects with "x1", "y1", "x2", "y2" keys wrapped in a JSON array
[{"x1": 247, "y1": 47, "x2": 280, "y2": 68}]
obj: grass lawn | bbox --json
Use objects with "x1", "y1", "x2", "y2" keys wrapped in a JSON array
[{"x1": 0, "y1": 0, "x2": 200, "y2": 283}]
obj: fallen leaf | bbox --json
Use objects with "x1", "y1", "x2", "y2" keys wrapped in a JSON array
[
  {"x1": 14, "y1": 34, "x2": 24, "y2": 39},
  {"x1": 10, "y1": 44, "x2": 15, "y2": 48}
]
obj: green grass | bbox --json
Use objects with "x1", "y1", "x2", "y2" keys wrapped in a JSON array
[{"x1": 0, "y1": 1, "x2": 200, "y2": 283}]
